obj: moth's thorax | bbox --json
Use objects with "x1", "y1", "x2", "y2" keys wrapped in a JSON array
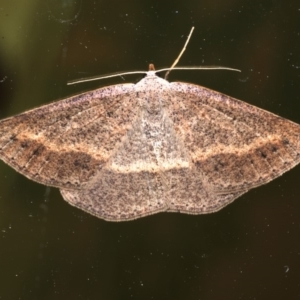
[{"x1": 135, "y1": 72, "x2": 170, "y2": 114}]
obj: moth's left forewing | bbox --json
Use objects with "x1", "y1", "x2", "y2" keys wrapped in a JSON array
[
  {"x1": 169, "y1": 82, "x2": 300, "y2": 194},
  {"x1": 0, "y1": 83, "x2": 137, "y2": 189}
]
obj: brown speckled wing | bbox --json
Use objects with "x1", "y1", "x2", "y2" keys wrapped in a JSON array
[
  {"x1": 166, "y1": 82, "x2": 300, "y2": 214},
  {"x1": 1, "y1": 73, "x2": 300, "y2": 221},
  {"x1": 61, "y1": 75, "x2": 183, "y2": 221},
  {"x1": 0, "y1": 83, "x2": 136, "y2": 189}
]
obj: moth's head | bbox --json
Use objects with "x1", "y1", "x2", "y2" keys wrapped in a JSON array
[{"x1": 135, "y1": 69, "x2": 169, "y2": 93}]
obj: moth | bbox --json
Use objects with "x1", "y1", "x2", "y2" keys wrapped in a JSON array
[
  {"x1": 1, "y1": 29, "x2": 300, "y2": 221},
  {"x1": 1, "y1": 63, "x2": 300, "y2": 221}
]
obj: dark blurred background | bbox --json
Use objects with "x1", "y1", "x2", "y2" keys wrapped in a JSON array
[{"x1": 0, "y1": 0, "x2": 299, "y2": 299}]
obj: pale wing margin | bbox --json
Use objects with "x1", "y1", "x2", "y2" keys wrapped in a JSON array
[
  {"x1": 169, "y1": 82, "x2": 300, "y2": 193},
  {"x1": 0, "y1": 83, "x2": 136, "y2": 189}
]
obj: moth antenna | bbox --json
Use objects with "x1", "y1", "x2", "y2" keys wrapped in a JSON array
[
  {"x1": 67, "y1": 70, "x2": 146, "y2": 85},
  {"x1": 156, "y1": 66, "x2": 241, "y2": 73},
  {"x1": 164, "y1": 27, "x2": 195, "y2": 80},
  {"x1": 68, "y1": 27, "x2": 240, "y2": 86}
]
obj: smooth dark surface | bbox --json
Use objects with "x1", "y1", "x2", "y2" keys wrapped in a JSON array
[{"x1": 0, "y1": 0, "x2": 300, "y2": 299}]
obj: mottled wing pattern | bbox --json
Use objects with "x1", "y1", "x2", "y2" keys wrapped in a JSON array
[
  {"x1": 60, "y1": 83, "x2": 188, "y2": 221},
  {"x1": 1, "y1": 74, "x2": 300, "y2": 221},
  {"x1": 61, "y1": 107, "x2": 170, "y2": 221},
  {"x1": 166, "y1": 82, "x2": 300, "y2": 213},
  {"x1": 0, "y1": 84, "x2": 136, "y2": 189}
]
